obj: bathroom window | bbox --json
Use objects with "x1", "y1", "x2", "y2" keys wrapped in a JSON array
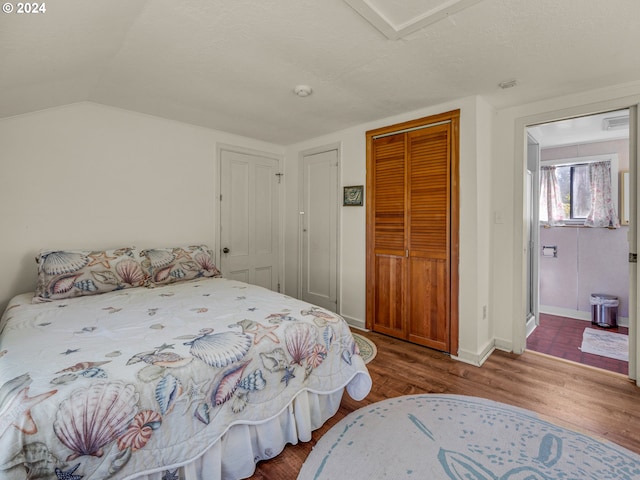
[
  {"x1": 540, "y1": 154, "x2": 619, "y2": 227},
  {"x1": 555, "y1": 163, "x2": 590, "y2": 220}
]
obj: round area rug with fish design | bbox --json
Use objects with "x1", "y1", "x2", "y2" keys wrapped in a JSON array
[{"x1": 298, "y1": 394, "x2": 640, "y2": 480}]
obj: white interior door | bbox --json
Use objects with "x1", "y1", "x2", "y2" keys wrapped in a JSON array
[
  {"x1": 220, "y1": 148, "x2": 280, "y2": 291},
  {"x1": 629, "y1": 105, "x2": 638, "y2": 382},
  {"x1": 300, "y1": 148, "x2": 339, "y2": 312}
]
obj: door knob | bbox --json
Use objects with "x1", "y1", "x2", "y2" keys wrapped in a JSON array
[{"x1": 222, "y1": 247, "x2": 230, "y2": 254}]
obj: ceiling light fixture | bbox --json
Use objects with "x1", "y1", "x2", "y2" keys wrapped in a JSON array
[
  {"x1": 294, "y1": 85, "x2": 313, "y2": 97},
  {"x1": 498, "y1": 79, "x2": 518, "y2": 89}
]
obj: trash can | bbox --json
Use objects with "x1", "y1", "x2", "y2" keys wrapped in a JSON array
[{"x1": 590, "y1": 293, "x2": 618, "y2": 328}]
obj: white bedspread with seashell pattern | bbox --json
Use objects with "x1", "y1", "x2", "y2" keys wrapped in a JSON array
[{"x1": 0, "y1": 277, "x2": 372, "y2": 479}]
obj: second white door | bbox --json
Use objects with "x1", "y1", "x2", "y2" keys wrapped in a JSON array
[{"x1": 301, "y1": 147, "x2": 339, "y2": 311}]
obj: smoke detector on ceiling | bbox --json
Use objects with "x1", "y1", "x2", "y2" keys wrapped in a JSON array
[
  {"x1": 294, "y1": 85, "x2": 313, "y2": 97},
  {"x1": 498, "y1": 79, "x2": 518, "y2": 89},
  {"x1": 602, "y1": 115, "x2": 629, "y2": 131}
]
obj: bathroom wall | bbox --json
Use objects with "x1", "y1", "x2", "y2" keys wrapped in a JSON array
[
  {"x1": 538, "y1": 138, "x2": 630, "y2": 323},
  {"x1": 539, "y1": 225, "x2": 629, "y2": 321}
]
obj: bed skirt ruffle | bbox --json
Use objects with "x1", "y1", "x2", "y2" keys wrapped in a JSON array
[{"x1": 132, "y1": 388, "x2": 344, "y2": 480}]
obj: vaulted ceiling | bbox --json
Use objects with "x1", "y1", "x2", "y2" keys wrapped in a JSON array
[{"x1": 1, "y1": 0, "x2": 639, "y2": 144}]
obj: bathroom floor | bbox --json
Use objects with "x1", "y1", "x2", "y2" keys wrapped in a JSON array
[{"x1": 526, "y1": 313, "x2": 628, "y2": 375}]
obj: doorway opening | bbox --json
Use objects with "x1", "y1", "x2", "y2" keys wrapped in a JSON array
[{"x1": 525, "y1": 109, "x2": 631, "y2": 374}]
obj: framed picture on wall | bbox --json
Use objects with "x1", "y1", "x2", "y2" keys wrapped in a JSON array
[{"x1": 343, "y1": 185, "x2": 364, "y2": 206}]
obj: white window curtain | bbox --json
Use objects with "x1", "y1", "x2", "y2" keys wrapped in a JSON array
[
  {"x1": 540, "y1": 166, "x2": 565, "y2": 226},
  {"x1": 585, "y1": 161, "x2": 620, "y2": 228}
]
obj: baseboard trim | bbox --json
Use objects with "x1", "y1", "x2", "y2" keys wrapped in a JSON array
[
  {"x1": 342, "y1": 314, "x2": 366, "y2": 331},
  {"x1": 452, "y1": 340, "x2": 495, "y2": 367},
  {"x1": 540, "y1": 305, "x2": 629, "y2": 327},
  {"x1": 494, "y1": 337, "x2": 513, "y2": 352}
]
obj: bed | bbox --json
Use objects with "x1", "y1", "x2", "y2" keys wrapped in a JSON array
[{"x1": 0, "y1": 245, "x2": 372, "y2": 480}]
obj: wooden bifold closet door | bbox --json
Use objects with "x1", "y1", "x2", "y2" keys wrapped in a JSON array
[{"x1": 366, "y1": 110, "x2": 459, "y2": 354}]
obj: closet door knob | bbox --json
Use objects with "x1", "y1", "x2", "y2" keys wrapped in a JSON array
[{"x1": 222, "y1": 247, "x2": 230, "y2": 254}]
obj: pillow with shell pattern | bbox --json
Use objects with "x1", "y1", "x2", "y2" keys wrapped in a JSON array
[
  {"x1": 33, "y1": 247, "x2": 149, "y2": 303},
  {"x1": 140, "y1": 244, "x2": 222, "y2": 286}
]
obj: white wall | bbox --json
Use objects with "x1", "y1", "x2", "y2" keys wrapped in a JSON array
[
  {"x1": 491, "y1": 80, "x2": 640, "y2": 356},
  {"x1": 471, "y1": 96, "x2": 494, "y2": 362},
  {"x1": 0, "y1": 102, "x2": 283, "y2": 311},
  {"x1": 285, "y1": 96, "x2": 494, "y2": 365}
]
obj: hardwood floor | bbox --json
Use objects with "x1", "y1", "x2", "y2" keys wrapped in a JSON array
[
  {"x1": 527, "y1": 313, "x2": 629, "y2": 374},
  {"x1": 249, "y1": 330, "x2": 640, "y2": 479}
]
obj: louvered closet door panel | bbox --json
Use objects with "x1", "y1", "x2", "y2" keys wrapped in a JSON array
[
  {"x1": 408, "y1": 125, "x2": 450, "y2": 259},
  {"x1": 373, "y1": 134, "x2": 406, "y2": 253},
  {"x1": 406, "y1": 124, "x2": 451, "y2": 349},
  {"x1": 371, "y1": 133, "x2": 406, "y2": 336}
]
